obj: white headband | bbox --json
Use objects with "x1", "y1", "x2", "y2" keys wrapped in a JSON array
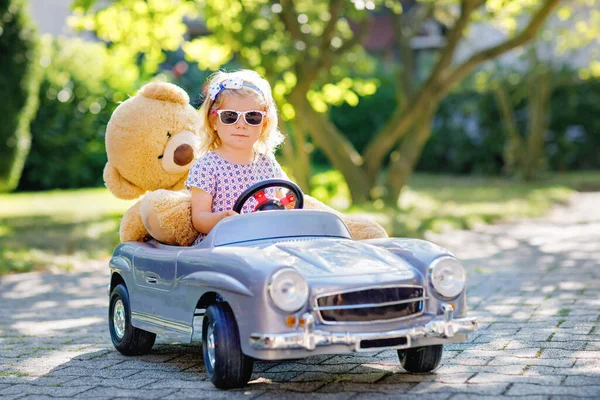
[{"x1": 208, "y1": 77, "x2": 264, "y2": 101}]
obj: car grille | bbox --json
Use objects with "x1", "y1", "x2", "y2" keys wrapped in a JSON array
[{"x1": 315, "y1": 286, "x2": 425, "y2": 324}]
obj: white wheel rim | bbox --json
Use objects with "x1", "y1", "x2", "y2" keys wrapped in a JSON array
[
  {"x1": 207, "y1": 322, "x2": 216, "y2": 370},
  {"x1": 113, "y1": 299, "x2": 126, "y2": 339}
]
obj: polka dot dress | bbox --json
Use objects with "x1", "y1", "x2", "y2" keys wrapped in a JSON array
[{"x1": 185, "y1": 151, "x2": 288, "y2": 244}]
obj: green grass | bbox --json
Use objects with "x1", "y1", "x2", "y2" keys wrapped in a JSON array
[
  {"x1": 1, "y1": 170, "x2": 598, "y2": 275},
  {"x1": 311, "y1": 171, "x2": 600, "y2": 238},
  {"x1": 0, "y1": 188, "x2": 135, "y2": 275}
]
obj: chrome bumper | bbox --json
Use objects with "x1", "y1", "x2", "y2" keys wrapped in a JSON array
[{"x1": 249, "y1": 304, "x2": 478, "y2": 352}]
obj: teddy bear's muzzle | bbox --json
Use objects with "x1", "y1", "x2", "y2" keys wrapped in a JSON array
[
  {"x1": 174, "y1": 144, "x2": 194, "y2": 166},
  {"x1": 161, "y1": 130, "x2": 200, "y2": 174}
]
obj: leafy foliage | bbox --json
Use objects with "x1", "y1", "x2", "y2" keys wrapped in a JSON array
[
  {"x1": 0, "y1": 0, "x2": 41, "y2": 192},
  {"x1": 18, "y1": 36, "x2": 138, "y2": 191}
]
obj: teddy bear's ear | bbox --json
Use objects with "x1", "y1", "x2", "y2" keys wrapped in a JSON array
[
  {"x1": 103, "y1": 162, "x2": 146, "y2": 200},
  {"x1": 138, "y1": 82, "x2": 189, "y2": 105}
]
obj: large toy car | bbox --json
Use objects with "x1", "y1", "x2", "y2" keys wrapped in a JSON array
[{"x1": 107, "y1": 179, "x2": 478, "y2": 389}]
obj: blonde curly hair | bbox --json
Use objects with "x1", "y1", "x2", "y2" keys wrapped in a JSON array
[{"x1": 197, "y1": 69, "x2": 284, "y2": 155}]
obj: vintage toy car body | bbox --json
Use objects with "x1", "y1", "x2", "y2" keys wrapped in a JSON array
[{"x1": 107, "y1": 181, "x2": 478, "y2": 389}]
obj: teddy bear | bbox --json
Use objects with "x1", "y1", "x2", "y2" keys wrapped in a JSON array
[{"x1": 104, "y1": 81, "x2": 387, "y2": 246}]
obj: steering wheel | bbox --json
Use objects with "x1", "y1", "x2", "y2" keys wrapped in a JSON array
[{"x1": 232, "y1": 179, "x2": 304, "y2": 214}]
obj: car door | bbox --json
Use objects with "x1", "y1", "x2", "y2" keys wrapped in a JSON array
[{"x1": 131, "y1": 245, "x2": 178, "y2": 320}]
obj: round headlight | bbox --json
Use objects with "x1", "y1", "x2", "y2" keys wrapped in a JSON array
[
  {"x1": 268, "y1": 269, "x2": 309, "y2": 313},
  {"x1": 429, "y1": 257, "x2": 466, "y2": 299}
]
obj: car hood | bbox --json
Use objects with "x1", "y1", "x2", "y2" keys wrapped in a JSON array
[{"x1": 257, "y1": 238, "x2": 417, "y2": 280}]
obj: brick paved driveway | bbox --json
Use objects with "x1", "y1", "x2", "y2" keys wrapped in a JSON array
[{"x1": 1, "y1": 193, "x2": 599, "y2": 399}]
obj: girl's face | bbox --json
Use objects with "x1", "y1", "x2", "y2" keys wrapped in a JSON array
[{"x1": 213, "y1": 95, "x2": 265, "y2": 152}]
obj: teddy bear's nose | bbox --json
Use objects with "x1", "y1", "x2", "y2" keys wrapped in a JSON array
[{"x1": 173, "y1": 144, "x2": 194, "y2": 166}]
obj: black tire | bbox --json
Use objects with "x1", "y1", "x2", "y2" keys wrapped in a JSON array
[
  {"x1": 109, "y1": 284, "x2": 156, "y2": 356},
  {"x1": 398, "y1": 345, "x2": 443, "y2": 373},
  {"x1": 203, "y1": 303, "x2": 254, "y2": 389}
]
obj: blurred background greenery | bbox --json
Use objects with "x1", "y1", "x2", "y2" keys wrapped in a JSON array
[{"x1": 1, "y1": 0, "x2": 599, "y2": 274}]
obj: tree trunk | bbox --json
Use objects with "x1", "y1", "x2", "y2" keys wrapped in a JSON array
[
  {"x1": 523, "y1": 67, "x2": 551, "y2": 180},
  {"x1": 384, "y1": 110, "x2": 434, "y2": 205},
  {"x1": 279, "y1": 120, "x2": 311, "y2": 192},
  {"x1": 288, "y1": 89, "x2": 372, "y2": 203},
  {"x1": 493, "y1": 85, "x2": 524, "y2": 175}
]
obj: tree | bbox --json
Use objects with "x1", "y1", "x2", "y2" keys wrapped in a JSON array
[
  {"x1": 73, "y1": 0, "x2": 562, "y2": 204},
  {"x1": 0, "y1": 0, "x2": 41, "y2": 192},
  {"x1": 485, "y1": 0, "x2": 599, "y2": 180}
]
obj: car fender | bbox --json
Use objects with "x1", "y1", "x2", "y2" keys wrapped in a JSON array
[
  {"x1": 363, "y1": 238, "x2": 454, "y2": 276},
  {"x1": 109, "y1": 255, "x2": 132, "y2": 273},
  {"x1": 181, "y1": 271, "x2": 254, "y2": 298}
]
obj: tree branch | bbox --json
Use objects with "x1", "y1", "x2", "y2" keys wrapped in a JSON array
[
  {"x1": 393, "y1": 3, "x2": 434, "y2": 101},
  {"x1": 303, "y1": 13, "x2": 371, "y2": 89},
  {"x1": 276, "y1": 0, "x2": 309, "y2": 43},
  {"x1": 424, "y1": 0, "x2": 483, "y2": 89},
  {"x1": 320, "y1": 0, "x2": 345, "y2": 53},
  {"x1": 336, "y1": 15, "x2": 370, "y2": 55},
  {"x1": 435, "y1": 0, "x2": 560, "y2": 101}
]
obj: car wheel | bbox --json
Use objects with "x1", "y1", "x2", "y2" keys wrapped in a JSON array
[
  {"x1": 398, "y1": 345, "x2": 443, "y2": 373},
  {"x1": 109, "y1": 284, "x2": 156, "y2": 356},
  {"x1": 203, "y1": 303, "x2": 254, "y2": 389}
]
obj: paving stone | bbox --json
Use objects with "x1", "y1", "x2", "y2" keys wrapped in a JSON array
[
  {"x1": 409, "y1": 381, "x2": 510, "y2": 395},
  {"x1": 563, "y1": 375, "x2": 600, "y2": 386},
  {"x1": 108, "y1": 359, "x2": 198, "y2": 371},
  {"x1": 73, "y1": 387, "x2": 177, "y2": 398},
  {"x1": 538, "y1": 349, "x2": 599, "y2": 359},
  {"x1": 449, "y1": 396, "x2": 549, "y2": 400},
  {"x1": 380, "y1": 372, "x2": 473, "y2": 384},
  {"x1": 251, "y1": 372, "x2": 299, "y2": 382},
  {"x1": 47, "y1": 366, "x2": 141, "y2": 379},
  {"x1": 459, "y1": 349, "x2": 541, "y2": 358},
  {"x1": 125, "y1": 370, "x2": 209, "y2": 381},
  {"x1": 257, "y1": 393, "x2": 352, "y2": 400},
  {"x1": 0, "y1": 384, "x2": 95, "y2": 397},
  {"x1": 436, "y1": 365, "x2": 527, "y2": 375},
  {"x1": 264, "y1": 362, "x2": 356, "y2": 374},
  {"x1": 0, "y1": 376, "x2": 78, "y2": 386},
  {"x1": 290, "y1": 371, "x2": 368, "y2": 383},
  {"x1": 249, "y1": 380, "x2": 325, "y2": 392},
  {"x1": 19, "y1": 397, "x2": 78, "y2": 400},
  {"x1": 446, "y1": 356, "x2": 494, "y2": 366},
  {"x1": 506, "y1": 383, "x2": 600, "y2": 397},
  {"x1": 144, "y1": 378, "x2": 219, "y2": 390},
  {"x1": 505, "y1": 340, "x2": 586, "y2": 351},
  {"x1": 354, "y1": 395, "x2": 452, "y2": 400},
  {"x1": 319, "y1": 381, "x2": 416, "y2": 393},
  {"x1": 163, "y1": 390, "x2": 263, "y2": 399},
  {"x1": 68, "y1": 377, "x2": 159, "y2": 389},
  {"x1": 468, "y1": 373, "x2": 563, "y2": 385},
  {"x1": 486, "y1": 357, "x2": 575, "y2": 368}
]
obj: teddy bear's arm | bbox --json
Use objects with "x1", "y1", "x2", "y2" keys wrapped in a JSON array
[
  {"x1": 303, "y1": 195, "x2": 388, "y2": 240},
  {"x1": 120, "y1": 199, "x2": 151, "y2": 243},
  {"x1": 104, "y1": 162, "x2": 146, "y2": 200},
  {"x1": 140, "y1": 189, "x2": 198, "y2": 246}
]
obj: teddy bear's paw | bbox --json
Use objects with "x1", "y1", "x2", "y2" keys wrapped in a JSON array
[
  {"x1": 119, "y1": 200, "x2": 151, "y2": 243},
  {"x1": 140, "y1": 190, "x2": 197, "y2": 246},
  {"x1": 343, "y1": 215, "x2": 389, "y2": 240}
]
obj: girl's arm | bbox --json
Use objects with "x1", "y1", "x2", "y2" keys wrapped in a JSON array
[{"x1": 190, "y1": 186, "x2": 237, "y2": 233}]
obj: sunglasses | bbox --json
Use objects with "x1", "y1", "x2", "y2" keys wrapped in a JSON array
[{"x1": 212, "y1": 109, "x2": 266, "y2": 126}]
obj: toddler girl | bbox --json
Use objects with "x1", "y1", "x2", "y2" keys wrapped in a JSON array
[{"x1": 185, "y1": 70, "x2": 288, "y2": 244}]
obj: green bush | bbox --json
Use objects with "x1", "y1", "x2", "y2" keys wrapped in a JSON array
[
  {"x1": 18, "y1": 36, "x2": 138, "y2": 191},
  {"x1": 0, "y1": 0, "x2": 41, "y2": 192},
  {"x1": 547, "y1": 79, "x2": 600, "y2": 171},
  {"x1": 418, "y1": 90, "x2": 506, "y2": 175}
]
